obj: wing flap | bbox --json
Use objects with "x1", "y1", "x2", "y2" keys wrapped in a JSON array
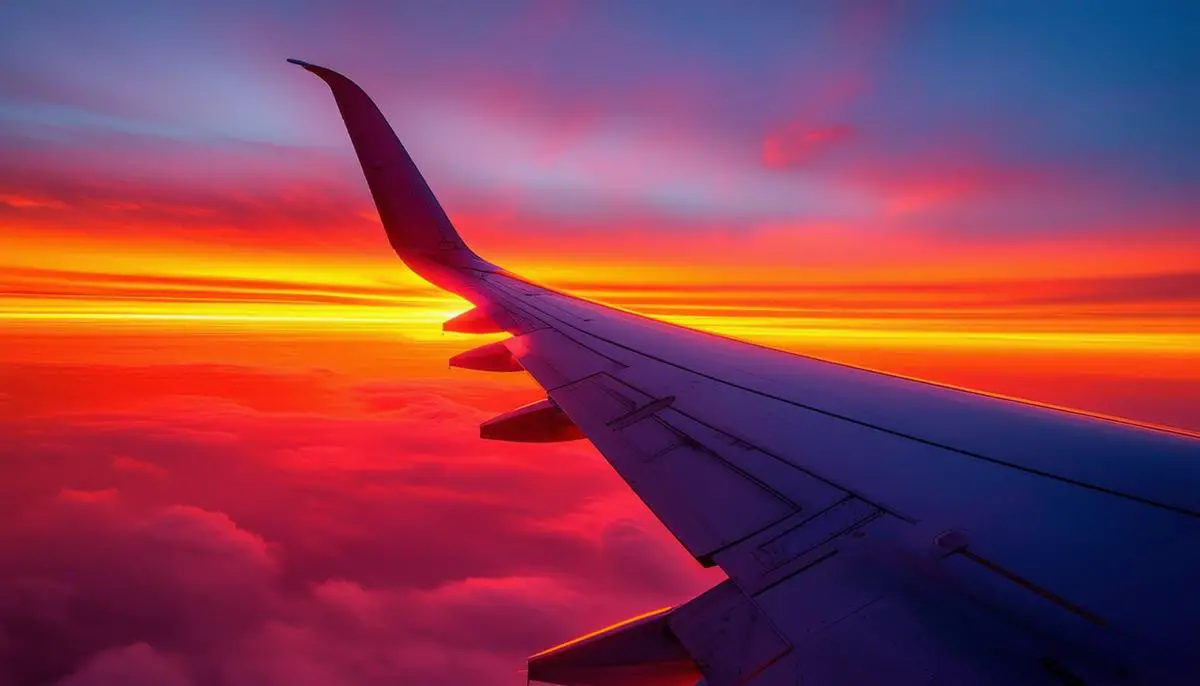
[
  {"x1": 667, "y1": 580, "x2": 792, "y2": 685},
  {"x1": 528, "y1": 580, "x2": 793, "y2": 686},
  {"x1": 526, "y1": 606, "x2": 697, "y2": 686}
]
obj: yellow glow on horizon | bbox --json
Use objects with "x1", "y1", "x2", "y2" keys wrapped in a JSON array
[
  {"x1": 4, "y1": 307, "x2": 1196, "y2": 353},
  {"x1": 4, "y1": 224, "x2": 1199, "y2": 355}
]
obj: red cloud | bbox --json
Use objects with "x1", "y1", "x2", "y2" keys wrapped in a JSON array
[
  {"x1": 0, "y1": 193, "x2": 68, "y2": 210},
  {"x1": 56, "y1": 487, "x2": 119, "y2": 504}
]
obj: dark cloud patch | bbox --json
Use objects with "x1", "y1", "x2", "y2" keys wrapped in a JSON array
[
  {"x1": 0, "y1": 494, "x2": 276, "y2": 685},
  {"x1": 57, "y1": 643, "x2": 192, "y2": 686},
  {"x1": 111, "y1": 456, "x2": 168, "y2": 478}
]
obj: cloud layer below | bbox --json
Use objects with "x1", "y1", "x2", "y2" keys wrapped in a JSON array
[{"x1": 0, "y1": 345, "x2": 720, "y2": 686}]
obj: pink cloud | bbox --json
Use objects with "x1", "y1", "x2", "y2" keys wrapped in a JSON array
[
  {"x1": 111, "y1": 456, "x2": 168, "y2": 478},
  {"x1": 762, "y1": 122, "x2": 856, "y2": 168},
  {"x1": 0, "y1": 363, "x2": 716, "y2": 685}
]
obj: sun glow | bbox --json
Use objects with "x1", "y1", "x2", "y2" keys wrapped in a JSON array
[{"x1": 5, "y1": 225, "x2": 1199, "y2": 352}]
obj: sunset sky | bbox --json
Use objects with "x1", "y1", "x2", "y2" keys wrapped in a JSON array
[{"x1": 2, "y1": 1, "x2": 1198, "y2": 684}]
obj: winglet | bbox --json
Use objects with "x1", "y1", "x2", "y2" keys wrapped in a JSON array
[{"x1": 288, "y1": 59, "x2": 494, "y2": 287}]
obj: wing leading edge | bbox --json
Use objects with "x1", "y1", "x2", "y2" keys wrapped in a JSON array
[{"x1": 292, "y1": 60, "x2": 1200, "y2": 685}]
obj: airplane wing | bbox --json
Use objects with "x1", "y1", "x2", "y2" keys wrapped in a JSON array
[{"x1": 290, "y1": 60, "x2": 1200, "y2": 685}]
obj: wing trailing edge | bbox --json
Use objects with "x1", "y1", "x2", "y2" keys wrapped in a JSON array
[{"x1": 528, "y1": 580, "x2": 791, "y2": 686}]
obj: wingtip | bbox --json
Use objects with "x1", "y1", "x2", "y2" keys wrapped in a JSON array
[{"x1": 286, "y1": 58, "x2": 313, "y2": 68}]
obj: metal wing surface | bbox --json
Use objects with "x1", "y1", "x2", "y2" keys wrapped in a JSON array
[{"x1": 291, "y1": 60, "x2": 1200, "y2": 685}]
